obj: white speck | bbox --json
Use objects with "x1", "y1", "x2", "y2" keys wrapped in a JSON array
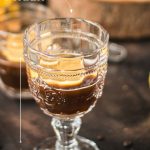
[{"x1": 70, "y1": 9, "x2": 73, "y2": 13}]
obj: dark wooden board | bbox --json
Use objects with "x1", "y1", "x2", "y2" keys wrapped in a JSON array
[{"x1": 0, "y1": 40, "x2": 149, "y2": 150}]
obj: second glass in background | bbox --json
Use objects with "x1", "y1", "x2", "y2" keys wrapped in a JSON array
[{"x1": 0, "y1": 2, "x2": 54, "y2": 99}]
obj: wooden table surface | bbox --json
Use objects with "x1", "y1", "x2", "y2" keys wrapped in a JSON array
[{"x1": 0, "y1": 40, "x2": 149, "y2": 150}]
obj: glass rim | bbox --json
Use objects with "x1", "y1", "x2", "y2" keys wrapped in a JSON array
[{"x1": 24, "y1": 18, "x2": 109, "y2": 59}]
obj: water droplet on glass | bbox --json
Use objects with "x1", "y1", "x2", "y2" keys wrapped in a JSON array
[{"x1": 65, "y1": 0, "x2": 73, "y2": 14}]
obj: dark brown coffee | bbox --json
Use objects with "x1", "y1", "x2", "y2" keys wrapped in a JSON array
[
  {"x1": 0, "y1": 60, "x2": 28, "y2": 90},
  {"x1": 0, "y1": 33, "x2": 28, "y2": 90},
  {"x1": 28, "y1": 74, "x2": 103, "y2": 117}
]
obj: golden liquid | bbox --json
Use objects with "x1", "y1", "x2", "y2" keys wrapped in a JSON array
[
  {"x1": 28, "y1": 54, "x2": 98, "y2": 88},
  {"x1": 0, "y1": 34, "x2": 24, "y2": 63}
]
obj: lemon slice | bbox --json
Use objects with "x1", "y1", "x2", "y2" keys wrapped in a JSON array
[
  {"x1": 44, "y1": 77, "x2": 84, "y2": 88},
  {"x1": 40, "y1": 58, "x2": 58, "y2": 69}
]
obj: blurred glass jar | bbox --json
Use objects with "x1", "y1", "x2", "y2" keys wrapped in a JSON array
[{"x1": 0, "y1": 2, "x2": 54, "y2": 99}]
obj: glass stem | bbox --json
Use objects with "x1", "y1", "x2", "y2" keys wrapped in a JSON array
[{"x1": 51, "y1": 117, "x2": 81, "y2": 150}]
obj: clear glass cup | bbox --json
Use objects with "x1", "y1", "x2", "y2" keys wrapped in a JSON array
[
  {"x1": 0, "y1": 3, "x2": 54, "y2": 99},
  {"x1": 24, "y1": 18, "x2": 109, "y2": 150}
]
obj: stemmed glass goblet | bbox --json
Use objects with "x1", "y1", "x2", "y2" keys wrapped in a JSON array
[{"x1": 24, "y1": 18, "x2": 109, "y2": 150}]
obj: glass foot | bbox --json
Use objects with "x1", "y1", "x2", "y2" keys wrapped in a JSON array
[{"x1": 34, "y1": 136, "x2": 100, "y2": 150}]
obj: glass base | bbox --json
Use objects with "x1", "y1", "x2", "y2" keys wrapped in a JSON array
[{"x1": 34, "y1": 136, "x2": 100, "y2": 150}]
